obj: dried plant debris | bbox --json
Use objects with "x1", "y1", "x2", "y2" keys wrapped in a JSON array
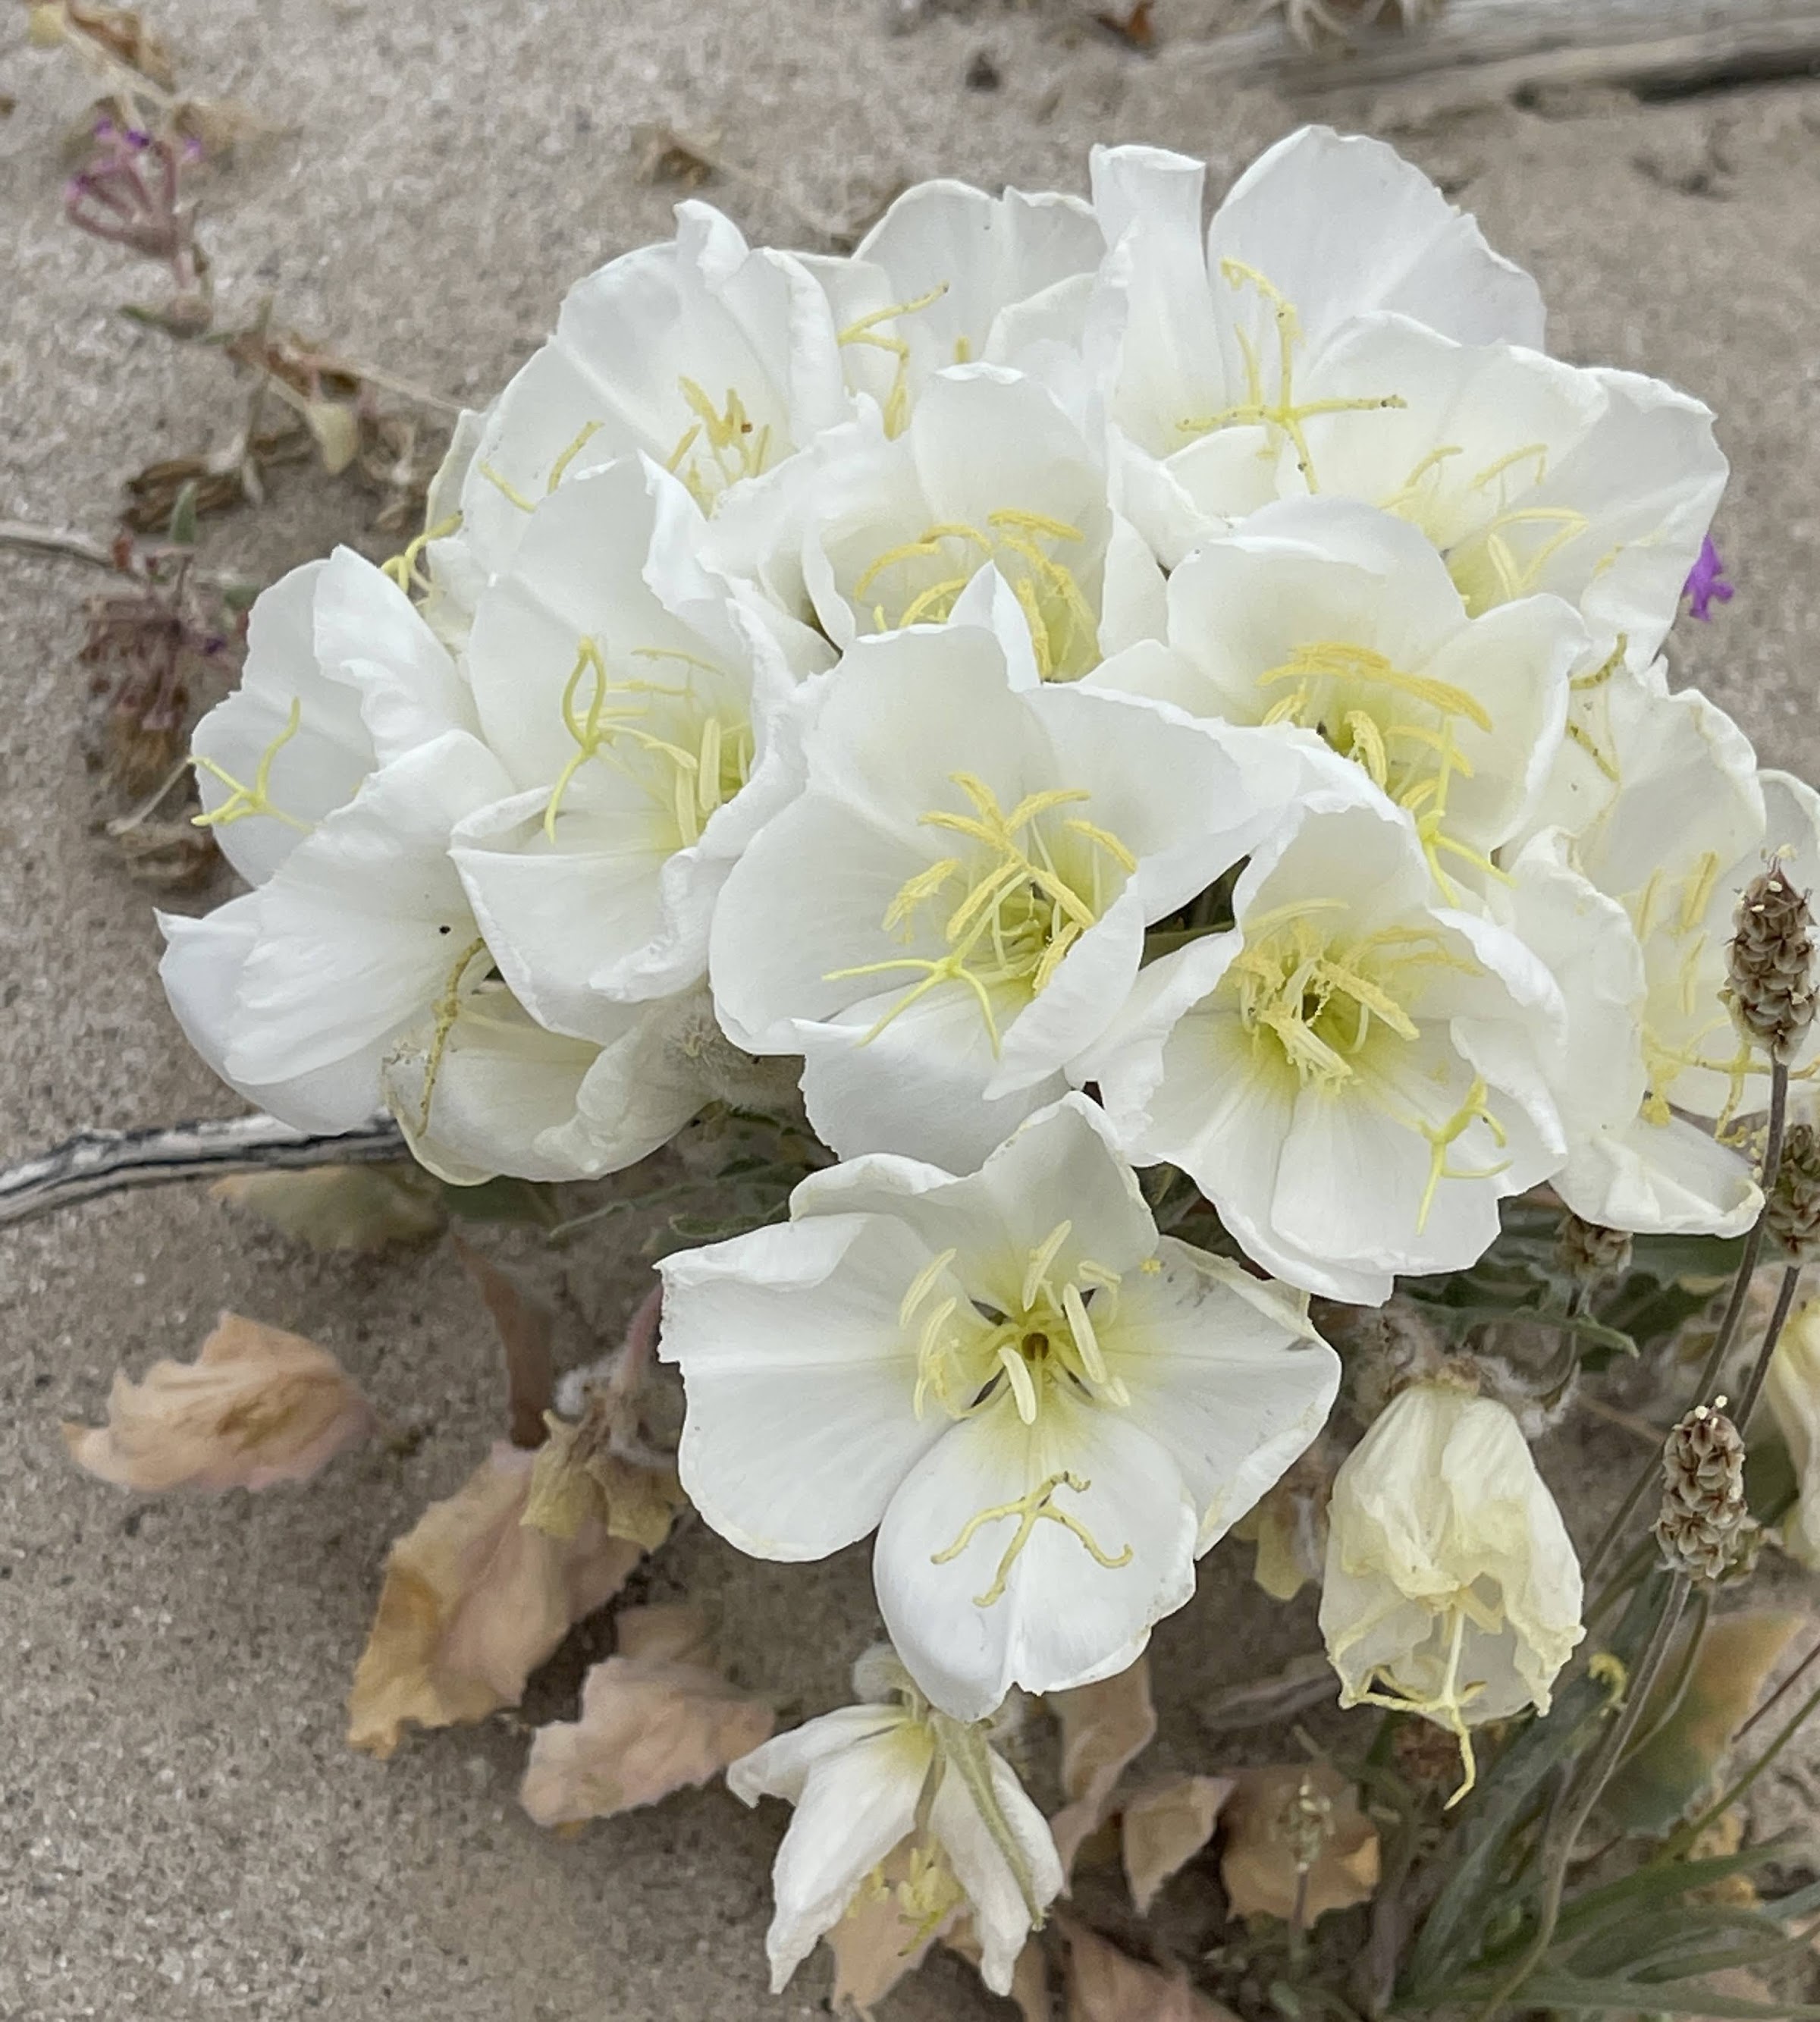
[
  {"x1": 1217, "y1": 1763, "x2": 1379, "y2": 1923},
  {"x1": 64, "y1": 1311, "x2": 373, "y2": 1493},
  {"x1": 1121, "y1": 1776, "x2": 1235, "y2": 1915},
  {"x1": 632, "y1": 121, "x2": 722, "y2": 190},
  {"x1": 1048, "y1": 1656, "x2": 1157, "y2": 1874},
  {"x1": 519, "y1": 1606, "x2": 773, "y2": 1828},
  {"x1": 1062, "y1": 1921, "x2": 1242, "y2": 2022},
  {"x1": 1275, "y1": 0, "x2": 1440, "y2": 52},
  {"x1": 347, "y1": 1441, "x2": 642, "y2": 1759},
  {"x1": 211, "y1": 1164, "x2": 448, "y2": 1253}
]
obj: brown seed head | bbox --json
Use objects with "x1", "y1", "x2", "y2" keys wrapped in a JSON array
[
  {"x1": 1727, "y1": 862, "x2": 1817, "y2": 1063},
  {"x1": 1653, "y1": 1400, "x2": 1753, "y2": 1580}
]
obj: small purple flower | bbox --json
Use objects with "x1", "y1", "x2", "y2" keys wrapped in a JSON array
[{"x1": 1684, "y1": 535, "x2": 1734, "y2": 622}]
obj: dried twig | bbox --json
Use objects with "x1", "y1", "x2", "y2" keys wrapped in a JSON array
[{"x1": 0, "y1": 1114, "x2": 407, "y2": 1230}]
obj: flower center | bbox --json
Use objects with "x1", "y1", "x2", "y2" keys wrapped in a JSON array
[
  {"x1": 1225, "y1": 901, "x2": 1505, "y2": 1228},
  {"x1": 1625, "y1": 849, "x2": 1757, "y2": 1129},
  {"x1": 1379, "y1": 441, "x2": 1592, "y2": 616},
  {"x1": 824, "y1": 772, "x2": 1135, "y2": 1051},
  {"x1": 1257, "y1": 640, "x2": 1500, "y2": 900},
  {"x1": 542, "y1": 637, "x2": 754, "y2": 849},
  {"x1": 850, "y1": 511, "x2": 1100, "y2": 681},
  {"x1": 663, "y1": 378, "x2": 775, "y2": 510},
  {"x1": 1178, "y1": 260, "x2": 1406, "y2": 488}
]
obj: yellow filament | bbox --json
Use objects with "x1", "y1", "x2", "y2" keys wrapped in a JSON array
[
  {"x1": 416, "y1": 936, "x2": 489, "y2": 1131},
  {"x1": 191, "y1": 697, "x2": 312, "y2": 834},
  {"x1": 664, "y1": 378, "x2": 773, "y2": 510},
  {"x1": 930, "y1": 1471, "x2": 1133, "y2": 1606},
  {"x1": 1178, "y1": 260, "x2": 1406, "y2": 488},
  {"x1": 477, "y1": 460, "x2": 536, "y2": 512},
  {"x1": 1021, "y1": 1219, "x2": 1074, "y2": 1311},
  {"x1": 836, "y1": 282, "x2": 949, "y2": 438},
  {"x1": 380, "y1": 513, "x2": 463, "y2": 596},
  {"x1": 1350, "y1": 1601, "x2": 1483, "y2": 1807},
  {"x1": 547, "y1": 419, "x2": 604, "y2": 493},
  {"x1": 1417, "y1": 1075, "x2": 1509, "y2": 1232}
]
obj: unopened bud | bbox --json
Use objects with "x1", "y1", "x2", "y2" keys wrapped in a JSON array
[
  {"x1": 1727, "y1": 862, "x2": 1817, "y2": 1063},
  {"x1": 1654, "y1": 1400, "x2": 1753, "y2": 1580},
  {"x1": 1556, "y1": 1212, "x2": 1633, "y2": 1288},
  {"x1": 1767, "y1": 1122, "x2": 1820, "y2": 1262}
]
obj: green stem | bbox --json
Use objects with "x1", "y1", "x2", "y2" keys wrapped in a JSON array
[
  {"x1": 1580, "y1": 1063, "x2": 1789, "y2": 1587},
  {"x1": 1734, "y1": 1262, "x2": 1803, "y2": 1432},
  {"x1": 1470, "y1": 1572, "x2": 1691, "y2": 2022}
]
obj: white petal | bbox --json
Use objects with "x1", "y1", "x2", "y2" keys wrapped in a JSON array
[
  {"x1": 874, "y1": 1384, "x2": 1196, "y2": 1720},
  {"x1": 728, "y1": 1701, "x2": 913, "y2": 1807},
  {"x1": 927, "y1": 1747, "x2": 1062, "y2": 1995},
  {"x1": 660, "y1": 1214, "x2": 952, "y2": 1559}
]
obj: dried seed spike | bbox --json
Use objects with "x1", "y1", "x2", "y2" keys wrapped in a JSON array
[
  {"x1": 1653, "y1": 1399, "x2": 1756, "y2": 1580},
  {"x1": 1766, "y1": 1119, "x2": 1820, "y2": 1261},
  {"x1": 1727, "y1": 860, "x2": 1818, "y2": 1063},
  {"x1": 1556, "y1": 1211, "x2": 1633, "y2": 1287}
]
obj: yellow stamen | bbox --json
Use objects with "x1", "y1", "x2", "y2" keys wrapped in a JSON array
[
  {"x1": 930, "y1": 1470, "x2": 1133, "y2": 1607},
  {"x1": 191, "y1": 697, "x2": 311, "y2": 834}
]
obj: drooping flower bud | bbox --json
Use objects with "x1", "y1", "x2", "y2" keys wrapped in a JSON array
[
  {"x1": 1319, "y1": 1381, "x2": 1584, "y2": 1802},
  {"x1": 1555, "y1": 1211, "x2": 1633, "y2": 1290},
  {"x1": 1766, "y1": 1122, "x2": 1820, "y2": 1262},
  {"x1": 1653, "y1": 1400, "x2": 1753, "y2": 1579},
  {"x1": 1727, "y1": 862, "x2": 1817, "y2": 1063}
]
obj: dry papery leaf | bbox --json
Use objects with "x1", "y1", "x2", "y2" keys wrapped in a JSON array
[
  {"x1": 1122, "y1": 1776, "x2": 1235, "y2": 1915},
  {"x1": 524, "y1": 1410, "x2": 686, "y2": 1553},
  {"x1": 944, "y1": 1922, "x2": 1053, "y2": 2022},
  {"x1": 519, "y1": 1605, "x2": 772, "y2": 1829},
  {"x1": 1063, "y1": 1920, "x2": 1241, "y2": 2022},
  {"x1": 64, "y1": 1311, "x2": 372, "y2": 1492},
  {"x1": 1219, "y1": 1763, "x2": 1379, "y2": 1923},
  {"x1": 1048, "y1": 1656, "x2": 1157, "y2": 1874},
  {"x1": 347, "y1": 1442, "x2": 639, "y2": 1759},
  {"x1": 212, "y1": 1163, "x2": 446, "y2": 1252}
]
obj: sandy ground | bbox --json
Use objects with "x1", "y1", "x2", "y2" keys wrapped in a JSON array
[{"x1": 5, "y1": 2, "x2": 1820, "y2": 2017}]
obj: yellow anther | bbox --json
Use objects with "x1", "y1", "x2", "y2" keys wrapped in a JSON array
[
  {"x1": 836, "y1": 283, "x2": 949, "y2": 438},
  {"x1": 665, "y1": 378, "x2": 774, "y2": 510},
  {"x1": 191, "y1": 697, "x2": 312, "y2": 834},
  {"x1": 1021, "y1": 1220, "x2": 1075, "y2": 1311},
  {"x1": 477, "y1": 461, "x2": 536, "y2": 513},
  {"x1": 930, "y1": 1470, "x2": 1133, "y2": 1607},
  {"x1": 912, "y1": 1298, "x2": 962, "y2": 1420},
  {"x1": 825, "y1": 775, "x2": 1132, "y2": 1051},
  {"x1": 1061, "y1": 1283, "x2": 1109, "y2": 1386},
  {"x1": 547, "y1": 419, "x2": 604, "y2": 493},
  {"x1": 900, "y1": 1248, "x2": 960, "y2": 1330},
  {"x1": 1178, "y1": 259, "x2": 1407, "y2": 488},
  {"x1": 997, "y1": 1344, "x2": 1040, "y2": 1425}
]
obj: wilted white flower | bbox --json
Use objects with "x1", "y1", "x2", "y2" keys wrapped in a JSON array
[
  {"x1": 1087, "y1": 125, "x2": 1545, "y2": 567},
  {"x1": 1766, "y1": 1300, "x2": 1820, "y2": 1570},
  {"x1": 659, "y1": 1096, "x2": 1338, "y2": 1719},
  {"x1": 449, "y1": 454, "x2": 829, "y2": 1041},
  {"x1": 1320, "y1": 1380, "x2": 1584, "y2": 1795},
  {"x1": 711, "y1": 582, "x2": 1303, "y2": 1170},
  {"x1": 1086, "y1": 787, "x2": 1566, "y2": 1305},
  {"x1": 727, "y1": 1647, "x2": 1063, "y2": 1998},
  {"x1": 1088, "y1": 495, "x2": 1585, "y2": 899},
  {"x1": 795, "y1": 365, "x2": 1162, "y2": 683}
]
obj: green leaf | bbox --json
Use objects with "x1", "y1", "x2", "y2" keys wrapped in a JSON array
[
  {"x1": 210, "y1": 1163, "x2": 445, "y2": 1251},
  {"x1": 1514, "y1": 1968, "x2": 1820, "y2": 2017},
  {"x1": 1601, "y1": 1610, "x2": 1809, "y2": 1835},
  {"x1": 167, "y1": 477, "x2": 200, "y2": 548}
]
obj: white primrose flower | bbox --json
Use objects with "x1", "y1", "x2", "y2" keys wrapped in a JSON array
[
  {"x1": 1319, "y1": 1380, "x2": 1584, "y2": 1797},
  {"x1": 1087, "y1": 125, "x2": 1545, "y2": 566},
  {"x1": 709, "y1": 583, "x2": 1305, "y2": 1170},
  {"x1": 434, "y1": 199, "x2": 853, "y2": 614},
  {"x1": 659, "y1": 1096, "x2": 1339, "y2": 1720},
  {"x1": 805, "y1": 175, "x2": 1105, "y2": 429},
  {"x1": 379, "y1": 981, "x2": 716, "y2": 1186},
  {"x1": 795, "y1": 364, "x2": 1163, "y2": 683},
  {"x1": 447, "y1": 454, "x2": 830, "y2": 1044},
  {"x1": 1277, "y1": 316, "x2": 1727, "y2": 675},
  {"x1": 1498, "y1": 827, "x2": 1759, "y2": 1236},
  {"x1": 1088, "y1": 495, "x2": 1585, "y2": 901},
  {"x1": 161, "y1": 549, "x2": 507, "y2": 1132},
  {"x1": 727, "y1": 1647, "x2": 1063, "y2": 1998},
  {"x1": 1084, "y1": 787, "x2": 1567, "y2": 1305},
  {"x1": 1556, "y1": 665, "x2": 1820, "y2": 1126}
]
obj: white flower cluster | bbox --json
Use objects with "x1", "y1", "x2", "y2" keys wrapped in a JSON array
[{"x1": 162, "y1": 127, "x2": 1809, "y2": 1983}]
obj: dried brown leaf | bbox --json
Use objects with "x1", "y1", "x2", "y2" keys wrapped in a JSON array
[
  {"x1": 943, "y1": 1925, "x2": 1052, "y2": 2022},
  {"x1": 1219, "y1": 1763, "x2": 1379, "y2": 1923},
  {"x1": 632, "y1": 121, "x2": 720, "y2": 189},
  {"x1": 211, "y1": 1163, "x2": 445, "y2": 1252},
  {"x1": 169, "y1": 96, "x2": 290, "y2": 161},
  {"x1": 64, "y1": 1311, "x2": 372, "y2": 1492},
  {"x1": 108, "y1": 815, "x2": 218, "y2": 889},
  {"x1": 347, "y1": 1442, "x2": 639, "y2": 1759},
  {"x1": 523, "y1": 1412, "x2": 686, "y2": 1549},
  {"x1": 67, "y1": 1, "x2": 177, "y2": 86},
  {"x1": 1121, "y1": 1776, "x2": 1235, "y2": 1914},
  {"x1": 454, "y1": 1238, "x2": 554, "y2": 1449},
  {"x1": 519, "y1": 1604, "x2": 772, "y2": 1827},
  {"x1": 1062, "y1": 1922, "x2": 1241, "y2": 2022},
  {"x1": 1093, "y1": 2, "x2": 1156, "y2": 49},
  {"x1": 1048, "y1": 1657, "x2": 1156, "y2": 1875}
]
